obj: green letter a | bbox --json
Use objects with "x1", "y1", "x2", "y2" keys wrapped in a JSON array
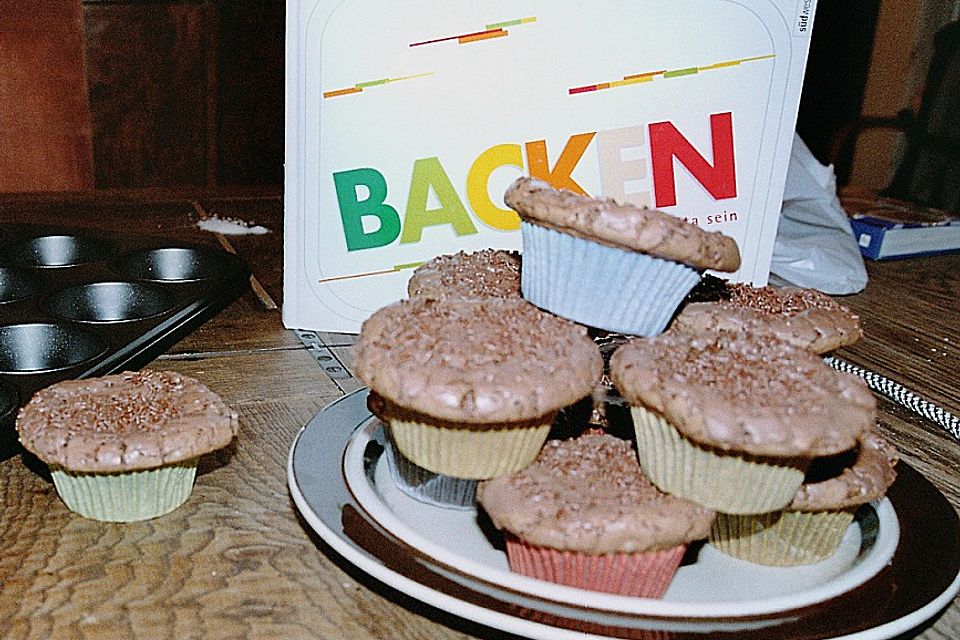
[{"x1": 401, "y1": 157, "x2": 477, "y2": 244}]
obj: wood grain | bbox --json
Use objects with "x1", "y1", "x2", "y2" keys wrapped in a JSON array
[{"x1": 0, "y1": 192, "x2": 958, "y2": 640}]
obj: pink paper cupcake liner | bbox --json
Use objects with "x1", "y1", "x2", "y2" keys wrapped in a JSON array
[{"x1": 505, "y1": 535, "x2": 687, "y2": 598}]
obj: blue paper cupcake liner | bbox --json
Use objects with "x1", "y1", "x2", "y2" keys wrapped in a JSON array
[
  {"x1": 382, "y1": 427, "x2": 478, "y2": 510},
  {"x1": 520, "y1": 222, "x2": 701, "y2": 336}
]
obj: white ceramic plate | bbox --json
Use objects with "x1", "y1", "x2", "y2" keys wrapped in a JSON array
[{"x1": 288, "y1": 389, "x2": 960, "y2": 639}]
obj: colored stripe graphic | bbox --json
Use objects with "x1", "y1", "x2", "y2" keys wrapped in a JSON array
[
  {"x1": 323, "y1": 72, "x2": 433, "y2": 99},
  {"x1": 410, "y1": 16, "x2": 536, "y2": 47},
  {"x1": 317, "y1": 262, "x2": 424, "y2": 284},
  {"x1": 569, "y1": 54, "x2": 774, "y2": 95}
]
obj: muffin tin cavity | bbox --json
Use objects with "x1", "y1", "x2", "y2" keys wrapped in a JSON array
[
  {"x1": 0, "y1": 224, "x2": 250, "y2": 438},
  {"x1": 0, "y1": 323, "x2": 108, "y2": 374},
  {"x1": 4, "y1": 234, "x2": 114, "y2": 268},
  {"x1": 112, "y1": 247, "x2": 237, "y2": 282},
  {"x1": 43, "y1": 282, "x2": 177, "y2": 323},
  {"x1": 0, "y1": 268, "x2": 43, "y2": 305}
]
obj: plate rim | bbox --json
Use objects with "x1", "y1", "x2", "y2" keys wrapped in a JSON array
[
  {"x1": 343, "y1": 417, "x2": 900, "y2": 618},
  {"x1": 288, "y1": 388, "x2": 960, "y2": 640}
]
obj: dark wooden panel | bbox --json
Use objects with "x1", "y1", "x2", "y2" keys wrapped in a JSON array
[
  {"x1": 216, "y1": 3, "x2": 285, "y2": 186},
  {"x1": 83, "y1": 0, "x2": 217, "y2": 189},
  {"x1": 0, "y1": 1, "x2": 94, "y2": 193}
]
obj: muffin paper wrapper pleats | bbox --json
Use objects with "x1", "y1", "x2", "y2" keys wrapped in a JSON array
[
  {"x1": 520, "y1": 222, "x2": 700, "y2": 336},
  {"x1": 50, "y1": 458, "x2": 199, "y2": 522},
  {"x1": 388, "y1": 419, "x2": 551, "y2": 480},
  {"x1": 383, "y1": 429, "x2": 478, "y2": 509},
  {"x1": 630, "y1": 406, "x2": 807, "y2": 514},
  {"x1": 505, "y1": 535, "x2": 687, "y2": 598},
  {"x1": 710, "y1": 509, "x2": 857, "y2": 565}
]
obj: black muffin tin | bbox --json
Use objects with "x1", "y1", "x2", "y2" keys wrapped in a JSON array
[{"x1": 0, "y1": 223, "x2": 250, "y2": 446}]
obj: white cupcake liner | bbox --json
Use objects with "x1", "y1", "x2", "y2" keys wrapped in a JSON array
[
  {"x1": 50, "y1": 458, "x2": 198, "y2": 522},
  {"x1": 520, "y1": 222, "x2": 700, "y2": 335},
  {"x1": 383, "y1": 429, "x2": 478, "y2": 510}
]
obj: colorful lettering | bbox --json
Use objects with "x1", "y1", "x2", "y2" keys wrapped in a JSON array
[
  {"x1": 596, "y1": 125, "x2": 650, "y2": 208},
  {"x1": 333, "y1": 168, "x2": 401, "y2": 251},
  {"x1": 648, "y1": 112, "x2": 736, "y2": 208},
  {"x1": 525, "y1": 132, "x2": 596, "y2": 194},
  {"x1": 466, "y1": 143, "x2": 523, "y2": 231},
  {"x1": 400, "y1": 157, "x2": 478, "y2": 244}
]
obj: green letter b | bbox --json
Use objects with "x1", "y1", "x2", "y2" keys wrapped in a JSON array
[{"x1": 333, "y1": 168, "x2": 401, "y2": 251}]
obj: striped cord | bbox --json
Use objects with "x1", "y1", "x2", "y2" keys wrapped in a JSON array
[{"x1": 826, "y1": 356, "x2": 960, "y2": 441}]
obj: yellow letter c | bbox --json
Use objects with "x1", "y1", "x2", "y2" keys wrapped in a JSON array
[{"x1": 466, "y1": 143, "x2": 523, "y2": 231}]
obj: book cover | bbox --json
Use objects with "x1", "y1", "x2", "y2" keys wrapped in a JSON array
[
  {"x1": 284, "y1": 0, "x2": 818, "y2": 332},
  {"x1": 840, "y1": 188, "x2": 960, "y2": 260}
]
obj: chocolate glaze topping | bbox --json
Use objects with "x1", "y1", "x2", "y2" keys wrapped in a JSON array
[
  {"x1": 17, "y1": 369, "x2": 239, "y2": 472},
  {"x1": 610, "y1": 330, "x2": 876, "y2": 457},
  {"x1": 407, "y1": 249, "x2": 521, "y2": 301},
  {"x1": 672, "y1": 284, "x2": 862, "y2": 353},
  {"x1": 354, "y1": 298, "x2": 603, "y2": 424},
  {"x1": 790, "y1": 430, "x2": 899, "y2": 511},
  {"x1": 504, "y1": 177, "x2": 741, "y2": 272},
  {"x1": 477, "y1": 433, "x2": 715, "y2": 553}
]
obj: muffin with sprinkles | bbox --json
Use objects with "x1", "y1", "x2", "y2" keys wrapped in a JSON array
[
  {"x1": 478, "y1": 432, "x2": 714, "y2": 597},
  {"x1": 504, "y1": 176, "x2": 740, "y2": 336},
  {"x1": 407, "y1": 249, "x2": 521, "y2": 301},
  {"x1": 610, "y1": 330, "x2": 876, "y2": 514},
  {"x1": 354, "y1": 297, "x2": 602, "y2": 479},
  {"x1": 710, "y1": 430, "x2": 898, "y2": 565},
  {"x1": 16, "y1": 369, "x2": 239, "y2": 522},
  {"x1": 671, "y1": 283, "x2": 862, "y2": 353}
]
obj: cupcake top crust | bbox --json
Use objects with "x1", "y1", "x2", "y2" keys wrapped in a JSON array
[
  {"x1": 672, "y1": 283, "x2": 862, "y2": 353},
  {"x1": 504, "y1": 177, "x2": 741, "y2": 272},
  {"x1": 477, "y1": 433, "x2": 715, "y2": 553},
  {"x1": 609, "y1": 330, "x2": 876, "y2": 457},
  {"x1": 790, "y1": 430, "x2": 898, "y2": 511},
  {"x1": 407, "y1": 249, "x2": 521, "y2": 301},
  {"x1": 354, "y1": 298, "x2": 603, "y2": 423},
  {"x1": 17, "y1": 369, "x2": 239, "y2": 473}
]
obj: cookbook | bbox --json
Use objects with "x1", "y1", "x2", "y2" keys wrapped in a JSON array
[{"x1": 284, "y1": 0, "x2": 818, "y2": 332}]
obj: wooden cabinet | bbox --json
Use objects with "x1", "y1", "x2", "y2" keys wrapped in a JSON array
[
  {"x1": 82, "y1": 1, "x2": 283, "y2": 189},
  {"x1": 0, "y1": 2, "x2": 94, "y2": 193}
]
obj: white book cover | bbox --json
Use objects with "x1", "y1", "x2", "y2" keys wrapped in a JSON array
[{"x1": 284, "y1": 0, "x2": 817, "y2": 332}]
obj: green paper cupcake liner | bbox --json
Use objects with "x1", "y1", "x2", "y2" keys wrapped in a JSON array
[
  {"x1": 630, "y1": 406, "x2": 808, "y2": 514},
  {"x1": 50, "y1": 458, "x2": 199, "y2": 522}
]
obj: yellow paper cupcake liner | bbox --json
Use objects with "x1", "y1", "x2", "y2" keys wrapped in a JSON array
[
  {"x1": 710, "y1": 509, "x2": 857, "y2": 565},
  {"x1": 50, "y1": 458, "x2": 199, "y2": 522},
  {"x1": 388, "y1": 419, "x2": 551, "y2": 479},
  {"x1": 630, "y1": 406, "x2": 807, "y2": 514}
]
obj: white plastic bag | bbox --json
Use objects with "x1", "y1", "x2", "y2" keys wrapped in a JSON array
[{"x1": 769, "y1": 134, "x2": 868, "y2": 294}]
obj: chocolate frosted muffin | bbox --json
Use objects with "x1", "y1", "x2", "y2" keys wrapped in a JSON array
[
  {"x1": 711, "y1": 431, "x2": 898, "y2": 565},
  {"x1": 672, "y1": 283, "x2": 862, "y2": 353},
  {"x1": 478, "y1": 433, "x2": 714, "y2": 597},
  {"x1": 610, "y1": 330, "x2": 876, "y2": 514},
  {"x1": 504, "y1": 177, "x2": 740, "y2": 336},
  {"x1": 17, "y1": 369, "x2": 239, "y2": 522},
  {"x1": 407, "y1": 249, "x2": 521, "y2": 301},
  {"x1": 354, "y1": 297, "x2": 602, "y2": 479}
]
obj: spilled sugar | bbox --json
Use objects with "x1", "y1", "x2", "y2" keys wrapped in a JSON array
[{"x1": 197, "y1": 216, "x2": 270, "y2": 235}]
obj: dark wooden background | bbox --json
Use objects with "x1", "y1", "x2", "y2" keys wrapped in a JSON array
[{"x1": 83, "y1": 0, "x2": 285, "y2": 189}]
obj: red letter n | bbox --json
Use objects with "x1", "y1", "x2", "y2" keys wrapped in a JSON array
[{"x1": 648, "y1": 112, "x2": 736, "y2": 208}]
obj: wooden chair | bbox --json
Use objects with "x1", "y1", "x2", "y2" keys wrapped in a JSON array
[{"x1": 829, "y1": 20, "x2": 960, "y2": 214}]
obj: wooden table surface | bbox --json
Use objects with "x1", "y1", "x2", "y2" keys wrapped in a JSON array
[{"x1": 0, "y1": 190, "x2": 957, "y2": 640}]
